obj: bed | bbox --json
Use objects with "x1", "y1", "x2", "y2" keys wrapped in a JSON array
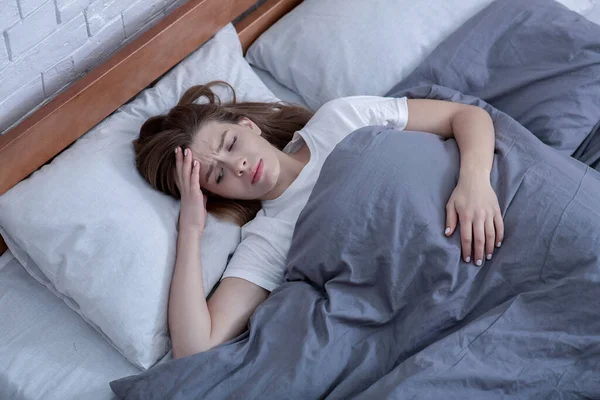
[{"x1": 1, "y1": 0, "x2": 600, "y2": 399}]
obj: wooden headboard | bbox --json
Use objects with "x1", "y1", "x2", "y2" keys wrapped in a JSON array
[{"x1": 0, "y1": 0, "x2": 302, "y2": 256}]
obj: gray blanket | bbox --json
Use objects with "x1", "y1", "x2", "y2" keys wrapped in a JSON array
[{"x1": 111, "y1": 0, "x2": 600, "y2": 398}]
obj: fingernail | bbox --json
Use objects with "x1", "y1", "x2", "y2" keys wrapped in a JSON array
[
  {"x1": 193, "y1": 160, "x2": 197, "y2": 167},
  {"x1": 486, "y1": 254, "x2": 492, "y2": 260},
  {"x1": 184, "y1": 149, "x2": 189, "y2": 156},
  {"x1": 465, "y1": 256, "x2": 471, "y2": 263},
  {"x1": 476, "y1": 259, "x2": 482, "y2": 266},
  {"x1": 444, "y1": 227, "x2": 450, "y2": 235},
  {"x1": 174, "y1": 148, "x2": 178, "y2": 154},
  {"x1": 497, "y1": 241, "x2": 502, "y2": 248}
]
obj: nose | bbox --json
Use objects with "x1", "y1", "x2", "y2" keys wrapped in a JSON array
[{"x1": 235, "y1": 157, "x2": 247, "y2": 176}]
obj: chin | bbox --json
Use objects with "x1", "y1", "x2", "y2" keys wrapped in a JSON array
[{"x1": 263, "y1": 173, "x2": 277, "y2": 191}]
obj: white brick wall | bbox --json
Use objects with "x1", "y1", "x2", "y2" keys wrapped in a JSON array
[
  {"x1": 0, "y1": 0, "x2": 189, "y2": 133},
  {"x1": 6, "y1": 1, "x2": 59, "y2": 59},
  {"x1": 0, "y1": 1, "x2": 20, "y2": 32},
  {"x1": 19, "y1": 0, "x2": 48, "y2": 17}
]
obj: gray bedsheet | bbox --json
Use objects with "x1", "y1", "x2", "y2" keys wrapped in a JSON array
[{"x1": 111, "y1": 0, "x2": 600, "y2": 398}]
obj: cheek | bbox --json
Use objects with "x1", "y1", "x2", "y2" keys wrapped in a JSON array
[
  {"x1": 210, "y1": 181, "x2": 239, "y2": 198},
  {"x1": 201, "y1": 181, "x2": 219, "y2": 196}
]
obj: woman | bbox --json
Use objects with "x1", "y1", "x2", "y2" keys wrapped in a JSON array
[{"x1": 133, "y1": 81, "x2": 504, "y2": 360}]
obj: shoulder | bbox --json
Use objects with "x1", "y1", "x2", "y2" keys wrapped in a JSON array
[
  {"x1": 322, "y1": 95, "x2": 398, "y2": 108},
  {"x1": 310, "y1": 97, "x2": 355, "y2": 120},
  {"x1": 315, "y1": 96, "x2": 406, "y2": 120},
  {"x1": 316, "y1": 96, "x2": 376, "y2": 114},
  {"x1": 305, "y1": 96, "x2": 372, "y2": 129}
]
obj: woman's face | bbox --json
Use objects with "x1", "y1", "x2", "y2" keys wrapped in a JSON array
[{"x1": 189, "y1": 118, "x2": 280, "y2": 200}]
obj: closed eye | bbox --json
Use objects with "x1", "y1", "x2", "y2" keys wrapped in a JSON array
[{"x1": 216, "y1": 137, "x2": 237, "y2": 184}]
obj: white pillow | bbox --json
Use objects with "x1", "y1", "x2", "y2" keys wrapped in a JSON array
[
  {"x1": 245, "y1": 0, "x2": 594, "y2": 111},
  {"x1": 0, "y1": 23, "x2": 280, "y2": 370}
]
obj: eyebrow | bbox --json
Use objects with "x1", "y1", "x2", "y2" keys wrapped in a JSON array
[{"x1": 205, "y1": 130, "x2": 227, "y2": 183}]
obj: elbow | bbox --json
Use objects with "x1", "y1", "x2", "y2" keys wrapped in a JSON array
[
  {"x1": 465, "y1": 104, "x2": 491, "y2": 122},
  {"x1": 454, "y1": 104, "x2": 486, "y2": 122},
  {"x1": 451, "y1": 105, "x2": 492, "y2": 132}
]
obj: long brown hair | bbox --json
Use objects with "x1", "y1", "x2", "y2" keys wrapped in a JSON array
[{"x1": 133, "y1": 81, "x2": 314, "y2": 226}]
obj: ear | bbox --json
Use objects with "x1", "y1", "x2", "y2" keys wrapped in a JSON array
[{"x1": 239, "y1": 117, "x2": 261, "y2": 135}]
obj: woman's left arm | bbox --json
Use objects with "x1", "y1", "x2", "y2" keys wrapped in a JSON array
[{"x1": 405, "y1": 99, "x2": 504, "y2": 267}]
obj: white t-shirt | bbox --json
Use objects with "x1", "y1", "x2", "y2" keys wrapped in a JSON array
[{"x1": 221, "y1": 96, "x2": 409, "y2": 291}]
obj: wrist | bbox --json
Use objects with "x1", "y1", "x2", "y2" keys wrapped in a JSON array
[
  {"x1": 459, "y1": 166, "x2": 491, "y2": 181},
  {"x1": 178, "y1": 226, "x2": 204, "y2": 238}
]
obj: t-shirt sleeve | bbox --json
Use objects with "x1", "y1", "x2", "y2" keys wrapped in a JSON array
[
  {"x1": 220, "y1": 215, "x2": 292, "y2": 292},
  {"x1": 298, "y1": 96, "x2": 409, "y2": 153},
  {"x1": 340, "y1": 96, "x2": 409, "y2": 130}
]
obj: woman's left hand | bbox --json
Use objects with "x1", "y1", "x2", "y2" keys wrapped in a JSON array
[{"x1": 445, "y1": 172, "x2": 504, "y2": 266}]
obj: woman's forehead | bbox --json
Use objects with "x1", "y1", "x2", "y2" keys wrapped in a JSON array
[
  {"x1": 195, "y1": 120, "x2": 224, "y2": 141},
  {"x1": 192, "y1": 121, "x2": 227, "y2": 155}
]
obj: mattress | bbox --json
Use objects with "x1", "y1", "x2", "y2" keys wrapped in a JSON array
[{"x1": 0, "y1": 250, "x2": 141, "y2": 400}]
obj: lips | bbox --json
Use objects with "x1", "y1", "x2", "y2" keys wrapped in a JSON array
[{"x1": 251, "y1": 159, "x2": 263, "y2": 184}]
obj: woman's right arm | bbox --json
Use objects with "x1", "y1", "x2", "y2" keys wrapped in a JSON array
[
  {"x1": 169, "y1": 227, "x2": 268, "y2": 359},
  {"x1": 170, "y1": 146, "x2": 268, "y2": 359}
]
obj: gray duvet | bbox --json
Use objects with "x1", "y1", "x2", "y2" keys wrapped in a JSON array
[{"x1": 111, "y1": 0, "x2": 600, "y2": 398}]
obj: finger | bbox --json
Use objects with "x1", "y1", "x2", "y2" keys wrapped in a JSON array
[
  {"x1": 485, "y1": 216, "x2": 496, "y2": 261},
  {"x1": 445, "y1": 201, "x2": 458, "y2": 236},
  {"x1": 182, "y1": 148, "x2": 192, "y2": 192},
  {"x1": 459, "y1": 215, "x2": 473, "y2": 263},
  {"x1": 494, "y1": 210, "x2": 505, "y2": 248},
  {"x1": 190, "y1": 158, "x2": 201, "y2": 192},
  {"x1": 473, "y1": 219, "x2": 485, "y2": 267},
  {"x1": 174, "y1": 147, "x2": 182, "y2": 189}
]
